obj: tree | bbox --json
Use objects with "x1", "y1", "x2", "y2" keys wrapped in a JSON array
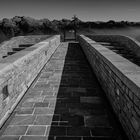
[
  {"x1": 71, "y1": 15, "x2": 81, "y2": 29},
  {"x1": 1, "y1": 18, "x2": 17, "y2": 37}
]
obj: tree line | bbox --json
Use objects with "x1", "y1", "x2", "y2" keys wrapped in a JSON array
[{"x1": 0, "y1": 16, "x2": 140, "y2": 39}]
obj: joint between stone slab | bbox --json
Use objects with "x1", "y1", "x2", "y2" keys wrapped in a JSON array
[
  {"x1": 24, "y1": 125, "x2": 29, "y2": 136},
  {"x1": 44, "y1": 126, "x2": 48, "y2": 136}
]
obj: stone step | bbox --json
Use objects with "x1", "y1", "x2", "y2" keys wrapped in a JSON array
[
  {"x1": 98, "y1": 42, "x2": 111, "y2": 46},
  {"x1": 19, "y1": 44, "x2": 34, "y2": 48},
  {"x1": 2, "y1": 56, "x2": 7, "y2": 58},
  {"x1": 12, "y1": 47, "x2": 25, "y2": 51},
  {"x1": 7, "y1": 51, "x2": 16, "y2": 55},
  {"x1": 0, "y1": 42, "x2": 128, "y2": 140}
]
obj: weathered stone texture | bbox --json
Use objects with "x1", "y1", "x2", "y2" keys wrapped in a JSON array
[
  {"x1": 88, "y1": 35, "x2": 140, "y2": 57},
  {"x1": 78, "y1": 35, "x2": 140, "y2": 140},
  {"x1": 0, "y1": 35, "x2": 50, "y2": 59},
  {"x1": 0, "y1": 42, "x2": 127, "y2": 140},
  {"x1": 0, "y1": 35, "x2": 60, "y2": 127}
]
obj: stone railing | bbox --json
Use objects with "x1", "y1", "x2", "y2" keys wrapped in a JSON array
[
  {"x1": 87, "y1": 35, "x2": 140, "y2": 57},
  {"x1": 0, "y1": 35, "x2": 60, "y2": 128},
  {"x1": 78, "y1": 35, "x2": 140, "y2": 140},
  {"x1": 0, "y1": 35, "x2": 51, "y2": 59}
]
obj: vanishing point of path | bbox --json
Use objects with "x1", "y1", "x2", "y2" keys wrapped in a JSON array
[{"x1": 0, "y1": 42, "x2": 128, "y2": 140}]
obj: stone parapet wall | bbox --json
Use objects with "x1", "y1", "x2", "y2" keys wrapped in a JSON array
[
  {"x1": 87, "y1": 35, "x2": 140, "y2": 57},
  {"x1": 78, "y1": 35, "x2": 140, "y2": 140},
  {"x1": 0, "y1": 35, "x2": 50, "y2": 59},
  {"x1": 0, "y1": 35, "x2": 60, "y2": 128}
]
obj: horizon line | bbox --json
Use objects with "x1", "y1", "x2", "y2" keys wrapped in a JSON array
[{"x1": 0, "y1": 16, "x2": 140, "y2": 23}]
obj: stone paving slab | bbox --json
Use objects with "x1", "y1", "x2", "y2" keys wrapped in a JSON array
[{"x1": 0, "y1": 42, "x2": 127, "y2": 140}]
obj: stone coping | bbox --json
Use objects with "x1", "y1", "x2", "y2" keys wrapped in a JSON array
[
  {"x1": 0, "y1": 35, "x2": 60, "y2": 128},
  {"x1": 0, "y1": 35, "x2": 56, "y2": 67},
  {"x1": 0, "y1": 35, "x2": 51, "y2": 60},
  {"x1": 79, "y1": 35, "x2": 140, "y2": 98},
  {"x1": 78, "y1": 35, "x2": 140, "y2": 140}
]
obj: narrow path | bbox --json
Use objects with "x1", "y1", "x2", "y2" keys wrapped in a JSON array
[{"x1": 0, "y1": 42, "x2": 127, "y2": 140}]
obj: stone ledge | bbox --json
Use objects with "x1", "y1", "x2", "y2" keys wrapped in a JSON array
[
  {"x1": 0, "y1": 35, "x2": 51, "y2": 60},
  {"x1": 0, "y1": 35, "x2": 60, "y2": 128},
  {"x1": 78, "y1": 35, "x2": 140, "y2": 140},
  {"x1": 78, "y1": 35, "x2": 140, "y2": 97},
  {"x1": 87, "y1": 34, "x2": 140, "y2": 57}
]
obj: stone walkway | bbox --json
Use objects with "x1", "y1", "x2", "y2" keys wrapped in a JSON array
[{"x1": 0, "y1": 42, "x2": 127, "y2": 140}]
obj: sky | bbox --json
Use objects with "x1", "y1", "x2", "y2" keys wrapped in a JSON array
[{"x1": 0, "y1": 0, "x2": 140, "y2": 21}]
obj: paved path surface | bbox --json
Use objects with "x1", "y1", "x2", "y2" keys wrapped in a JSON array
[{"x1": 0, "y1": 42, "x2": 127, "y2": 140}]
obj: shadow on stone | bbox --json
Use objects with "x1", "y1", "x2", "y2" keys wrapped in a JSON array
[{"x1": 48, "y1": 43, "x2": 128, "y2": 140}]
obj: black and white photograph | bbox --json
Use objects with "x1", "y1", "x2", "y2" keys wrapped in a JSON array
[{"x1": 0, "y1": 0, "x2": 139, "y2": 140}]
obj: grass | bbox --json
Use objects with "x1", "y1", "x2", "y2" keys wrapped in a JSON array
[{"x1": 78, "y1": 27, "x2": 140, "y2": 42}]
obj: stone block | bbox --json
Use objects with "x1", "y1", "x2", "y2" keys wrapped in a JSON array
[
  {"x1": 67, "y1": 127, "x2": 90, "y2": 136},
  {"x1": 34, "y1": 107, "x2": 54, "y2": 115},
  {"x1": 0, "y1": 35, "x2": 60, "y2": 128},
  {"x1": 34, "y1": 115, "x2": 53, "y2": 125},
  {"x1": 15, "y1": 107, "x2": 34, "y2": 115},
  {"x1": 131, "y1": 116, "x2": 140, "y2": 131},
  {"x1": 34, "y1": 102, "x2": 49, "y2": 107},
  {"x1": 10, "y1": 115, "x2": 36, "y2": 125},
  {"x1": 3, "y1": 125, "x2": 28, "y2": 135},
  {"x1": 26, "y1": 126, "x2": 46, "y2": 136},
  {"x1": 20, "y1": 136, "x2": 48, "y2": 140},
  {"x1": 78, "y1": 35, "x2": 140, "y2": 140},
  {"x1": 0, "y1": 136, "x2": 20, "y2": 140},
  {"x1": 48, "y1": 126, "x2": 66, "y2": 136}
]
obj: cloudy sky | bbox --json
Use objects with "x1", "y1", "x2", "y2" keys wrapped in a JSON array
[{"x1": 0, "y1": 0, "x2": 140, "y2": 21}]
